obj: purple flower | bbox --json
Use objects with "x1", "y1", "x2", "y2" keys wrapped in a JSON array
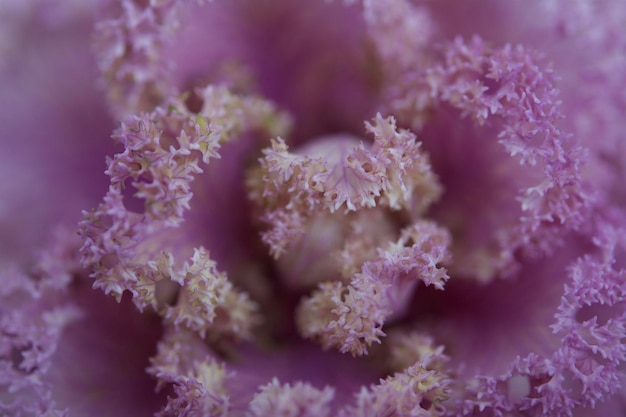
[{"x1": 3, "y1": 0, "x2": 626, "y2": 416}]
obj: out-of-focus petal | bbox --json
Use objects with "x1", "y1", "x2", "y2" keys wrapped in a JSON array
[
  {"x1": 95, "y1": 0, "x2": 379, "y2": 141},
  {"x1": 0, "y1": 0, "x2": 115, "y2": 267},
  {"x1": 1, "y1": 230, "x2": 164, "y2": 417}
]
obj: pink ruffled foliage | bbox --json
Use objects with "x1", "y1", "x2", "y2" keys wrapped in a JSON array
[{"x1": 4, "y1": 0, "x2": 626, "y2": 416}]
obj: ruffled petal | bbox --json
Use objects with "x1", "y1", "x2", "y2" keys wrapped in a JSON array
[
  {"x1": 382, "y1": 36, "x2": 590, "y2": 281},
  {"x1": 80, "y1": 86, "x2": 289, "y2": 341},
  {"x1": 297, "y1": 220, "x2": 451, "y2": 356},
  {"x1": 249, "y1": 114, "x2": 441, "y2": 258},
  {"x1": 248, "y1": 379, "x2": 335, "y2": 417},
  {"x1": 148, "y1": 329, "x2": 233, "y2": 417}
]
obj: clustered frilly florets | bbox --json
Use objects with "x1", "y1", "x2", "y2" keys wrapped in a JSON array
[
  {"x1": 296, "y1": 219, "x2": 450, "y2": 356},
  {"x1": 248, "y1": 113, "x2": 443, "y2": 258},
  {"x1": 80, "y1": 85, "x2": 291, "y2": 340},
  {"x1": 384, "y1": 35, "x2": 590, "y2": 281},
  {"x1": 5, "y1": 0, "x2": 626, "y2": 416}
]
